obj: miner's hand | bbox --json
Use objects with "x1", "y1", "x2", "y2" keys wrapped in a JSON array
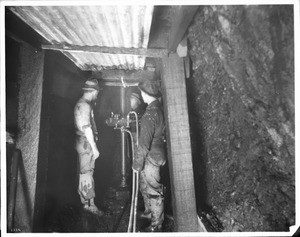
[{"x1": 93, "y1": 149, "x2": 100, "y2": 159}]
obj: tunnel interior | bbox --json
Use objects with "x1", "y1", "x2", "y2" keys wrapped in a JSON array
[
  {"x1": 32, "y1": 51, "x2": 174, "y2": 231},
  {"x1": 5, "y1": 4, "x2": 295, "y2": 234},
  {"x1": 40, "y1": 51, "x2": 160, "y2": 231}
]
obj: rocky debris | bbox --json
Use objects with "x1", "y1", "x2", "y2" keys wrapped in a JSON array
[
  {"x1": 187, "y1": 5, "x2": 294, "y2": 231},
  {"x1": 199, "y1": 210, "x2": 223, "y2": 232}
]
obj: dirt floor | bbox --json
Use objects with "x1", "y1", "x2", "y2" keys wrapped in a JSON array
[
  {"x1": 43, "y1": 186, "x2": 174, "y2": 232},
  {"x1": 187, "y1": 5, "x2": 294, "y2": 231}
]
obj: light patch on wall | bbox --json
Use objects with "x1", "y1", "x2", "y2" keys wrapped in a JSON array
[
  {"x1": 218, "y1": 15, "x2": 231, "y2": 36},
  {"x1": 267, "y1": 127, "x2": 283, "y2": 148}
]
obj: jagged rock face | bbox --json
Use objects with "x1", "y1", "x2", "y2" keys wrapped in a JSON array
[{"x1": 187, "y1": 5, "x2": 294, "y2": 231}]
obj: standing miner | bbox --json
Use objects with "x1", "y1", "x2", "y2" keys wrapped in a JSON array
[
  {"x1": 74, "y1": 78, "x2": 103, "y2": 216},
  {"x1": 132, "y1": 80, "x2": 166, "y2": 232}
]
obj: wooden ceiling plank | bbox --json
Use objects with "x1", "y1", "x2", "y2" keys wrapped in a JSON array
[
  {"x1": 92, "y1": 69, "x2": 156, "y2": 82},
  {"x1": 42, "y1": 44, "x2": 168, "y2": 58},
  {"x1": 101, "y1": 81, "x2": 138, "y2": 87}
]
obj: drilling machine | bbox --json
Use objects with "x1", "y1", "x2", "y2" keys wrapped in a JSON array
[{"x1": 105, "y1": 111, "x2": 139, "y2": 232}]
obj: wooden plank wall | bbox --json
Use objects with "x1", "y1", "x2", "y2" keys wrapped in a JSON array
[{"x1": 161, "y1": 53, "x2": 198, "y2": 232}]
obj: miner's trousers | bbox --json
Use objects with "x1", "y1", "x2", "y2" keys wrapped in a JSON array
[
  {"x1": 140, "y1": 158, "x2": 164, "y2": 227},
  {"x1": 75, "y1": 136, "x2": 96, "y2": 205}
]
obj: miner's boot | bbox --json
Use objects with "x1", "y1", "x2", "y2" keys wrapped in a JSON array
[
  {"x1": 139, "y1": 194, "x2": 151, "y2": 219},
  {"x1": 84, "y1": 198, "x2": 104, "y2": 216},
  {"x1": 142, "y1": 194, "x2": 164, "y2": 232}
]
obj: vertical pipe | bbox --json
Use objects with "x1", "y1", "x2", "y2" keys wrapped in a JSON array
[{"x1": 120, "y1": 86, "x2": 127, "y2": 187}]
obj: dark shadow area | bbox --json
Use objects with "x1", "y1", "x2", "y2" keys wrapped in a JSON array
[
  {"x1": 185, "y1": 63, "x2": 226, "y2": 232},
  {"x1": 5, "y1": 36, "x2": 20, "y2": 138},
  {"x1": 94, "y1": 86, "x2": 123, "y2": 203},
  {"x1": 5, "y1": 7, "x2": 46, "y2": 49},
  {"x1": 43, "y1": 95, "x2": 80, "y2": 230},
  {"x1": 186, "y1": 77, "x2": 209, "y2": 213},
  {"x1": 6, "y1": 37, "x2": 20, "y2": 227}
]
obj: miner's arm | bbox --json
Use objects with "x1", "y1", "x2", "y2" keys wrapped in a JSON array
[{"x1": 75, "y1": 102, "x2": 99, "y2": 159}]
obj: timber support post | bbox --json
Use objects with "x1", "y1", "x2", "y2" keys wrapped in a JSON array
[{"x1": 161, "y1": 53, "x2": 198, "y2": 232}]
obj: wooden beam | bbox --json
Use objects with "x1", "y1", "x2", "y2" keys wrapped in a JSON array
[
  {"x1": 161, "y1": 53, "x2": 198, "y2": 232},
  {"x1": 168, "y1": 6, "x2": 199, "y2": 52},
  {"x1": 42, "y1": 44, "x2": 168, "y2": 58},
  {"x1": 100, "y1": 81, "x2": 138, "y2": 87},
  {"x1": 147, "y1": 6, "x2": 172, "y2": 49},
  {"x1": 92, "y1": 69, "x2": 156, "y2": 82}
]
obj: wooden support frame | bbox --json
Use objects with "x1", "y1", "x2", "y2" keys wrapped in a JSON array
[
  {"x1": 168, "y1": 6, "x2": 199, "y2": 52},
  {"x1": 97, "y1": 69, "x2": 155, "y2": 81},
  {"x1": 92, "y1": 69, "x2": 156, "y2": 84},
  {"x1": 101, "y1": 81, "x2": 138, "y2": 87},
  {"x1": 42, "y1": 44, "x2": 168, "y2": 58},
  {"x1": 161, "y1": 53, "x2": 198, "y2": 232}
]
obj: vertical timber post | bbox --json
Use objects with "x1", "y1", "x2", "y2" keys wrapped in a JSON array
[{"x1": 161, "y1": 53, "x2": 198, "y2": 232}]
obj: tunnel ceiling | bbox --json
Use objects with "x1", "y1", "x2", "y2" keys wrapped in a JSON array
[
  {"x1": 9, "y1": 6, "x2": 154, "y2": 71},
  {"x1": 7, "y1": 5, "x2": 199, "y2": 85}
]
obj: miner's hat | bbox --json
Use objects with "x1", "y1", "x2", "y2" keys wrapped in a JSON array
[
  {"x1": 138, "y1": 81, "x2": 161, "y2": 98},
  {"x1": 82, "y1": 79, "x2": 100, "y2": 91}
]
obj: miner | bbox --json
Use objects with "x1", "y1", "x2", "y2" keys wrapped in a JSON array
[
  {"x1": 74, "y1": 78, "x2": 103, "y2": 216},
  {"x1": 132, "y1": 80, "x2": 166, "y2": 232}
]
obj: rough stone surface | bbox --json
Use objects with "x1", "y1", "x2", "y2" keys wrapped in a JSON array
[
  {"x1": 187, "y1": 5, "x2": 294, "y2": 231},
  {"x1": 14, "y1": 45, "x2": 44, "y2": 232}
]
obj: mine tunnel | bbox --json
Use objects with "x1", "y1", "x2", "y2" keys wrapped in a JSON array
[{"x1": 4, "y1": 4, "x2": 296, "y2": 234}]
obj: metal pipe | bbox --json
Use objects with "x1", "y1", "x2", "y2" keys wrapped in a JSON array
[
  {"x1": 126, "y1": 111, "x2": 139, "y2": 147},
  {"x1": 120, "y1": 86, "x2": 127, "y2": 188},
  {"x1": 123, "y1": 128, "x2": 138, "y2": 233},
  {"x1": 133, "y1": 170, "x2": 139, "y2": 231}
]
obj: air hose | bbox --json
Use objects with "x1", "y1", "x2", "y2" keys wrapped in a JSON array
[{"x1": 123, "y1": 111, "x2": 139, "y2": 232}]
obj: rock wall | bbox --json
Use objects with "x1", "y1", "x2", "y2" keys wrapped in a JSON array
[
  {"x1": 187, "y1": 5, "x2": 294, "y2": 231},
  {"x1": 15, "y1": 45, "x2": 44, "y2": 232}
]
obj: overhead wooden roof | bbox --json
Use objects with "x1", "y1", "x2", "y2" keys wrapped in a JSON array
[
  {"x1": 9, "y1": 6, "x2": 154, "y2": 71},
  {"x1": 7, "y1": 5, "x2": 199, "y2": 85}
]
